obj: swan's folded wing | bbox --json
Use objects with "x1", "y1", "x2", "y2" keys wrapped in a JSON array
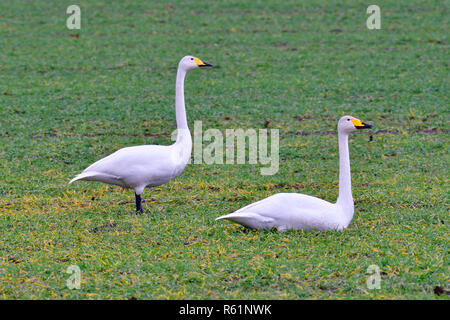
[
  {"x1": 80, "y1": 145, "x2": 175, "y2": 179},
  {"x1": 234, "y1": 193, "x2": 333, "y2": 217},
  {"x1": 233, "y1": 195, "x2": 279, "y2": 214}
]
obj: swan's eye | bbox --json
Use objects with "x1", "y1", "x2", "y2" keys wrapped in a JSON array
[
  {"x1": 347, "y1": 119, "x2": 350, "y2": 121},
  {"x1": 190, "y1": 58, "x2": 194, "y2": 60}
]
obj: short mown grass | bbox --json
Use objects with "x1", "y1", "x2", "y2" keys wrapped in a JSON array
[{"x1": 0, "y1": 0, "x2": 448, "y2": 299}]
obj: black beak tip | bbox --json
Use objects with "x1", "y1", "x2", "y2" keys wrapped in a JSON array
[
  {"x1": 357, "y1": 122, "x2": 373, "y2": 129},
  {"x1": 200, "y1": 62, "x2": 213, "y2": 67}
]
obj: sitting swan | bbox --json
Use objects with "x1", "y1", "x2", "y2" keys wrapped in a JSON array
[
  {"x1": 216, "y1": 116, "x2": 372, "y2": 231},
  {"x1": 69, "y1": 56, "x2": 212, "y2": 212}
]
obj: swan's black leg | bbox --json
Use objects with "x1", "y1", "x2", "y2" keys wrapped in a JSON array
[{"x1": 135, "y1": 193, "x2": 143, "y2": 213}]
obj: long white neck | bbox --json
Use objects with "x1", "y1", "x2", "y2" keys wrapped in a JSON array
[
  {"x1": 174, "y1": 66, "x2": 191, "y2": 145},
  {"x1": 175, "y1": 67, "x2": 188, "y2": 130},
  {"x1": 336, "y1": 132, "x2": 354, "y2": 224}
]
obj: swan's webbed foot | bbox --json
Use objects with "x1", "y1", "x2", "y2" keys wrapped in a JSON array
[{"x1": 135, "y1": 193, "x2": 144, "y2": 214}]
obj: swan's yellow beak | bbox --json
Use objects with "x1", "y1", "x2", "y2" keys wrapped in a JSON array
[
  {"x1": 194, "y1": 57, "x2": 212, "y2": 67},
  {"x1": 351, "y1": 118, "x2": 372, "y2": 129}
]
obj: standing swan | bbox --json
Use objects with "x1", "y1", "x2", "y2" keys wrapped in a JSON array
[
  {"x1": 69, "y1": 56, "x2": 212, "y2": 213},
  {"x1": 216, "y1": 116, "x2": 372, "y2": 231}
]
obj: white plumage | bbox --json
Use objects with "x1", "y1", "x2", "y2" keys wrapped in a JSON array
[
  {"x1": 69, "y1": 56, "x2": 212, "y2": 212},
  {"x1": 216, "y1": 116, "x2": 372, "y2": 231}
]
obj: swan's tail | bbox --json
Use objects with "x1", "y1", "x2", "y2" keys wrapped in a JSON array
[
  {"x1": 69, "y1": 171, "x2": 123, "y2": 187},
  {"x1": 215, "y1": 212, "x2": 275, "y2": 230},
  {"x1": 69, "y1": 171, "x2": 99, "y2": 184},
  {"x1": 215, "y1": 212, "x2": 239, "y2": 221}
]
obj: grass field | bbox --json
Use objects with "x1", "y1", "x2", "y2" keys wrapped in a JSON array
[{"x1": 0, "y1": 0, "x2": 448, "y2": 299}]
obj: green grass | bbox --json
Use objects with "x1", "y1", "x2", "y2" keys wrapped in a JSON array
[{"x1": 0, "y1": 0, "x2": 448, "y2": 299}]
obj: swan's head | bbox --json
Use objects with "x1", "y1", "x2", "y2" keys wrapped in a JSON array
[
  {"x1": 179, "y1": 55, "x2": 212, "y2": 71},
  {"x1": 338, "y1": 115, "x2": 372, "y2": 134}
]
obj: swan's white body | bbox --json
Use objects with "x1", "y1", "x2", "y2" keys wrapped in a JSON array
[
  {"x1": 69, "y1": 56, "x2": 211, "y2": 211},
  {"x1": 217, "y1": 193, "x2": 349, "y2": 231},
  {"x1": 69, "y1": 131, "x2": 192, "y2": 195},
  {"x1": 216, "y1": 116, "x2": 372, "y2": 231}
]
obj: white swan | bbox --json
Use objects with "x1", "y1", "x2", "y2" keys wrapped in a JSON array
[
  {"x1": 216, "y1": 116, "x2": 372, "y2": 231},
  {"x1": 69, "y1": 56, "x2": 212, "y2": 212}
]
